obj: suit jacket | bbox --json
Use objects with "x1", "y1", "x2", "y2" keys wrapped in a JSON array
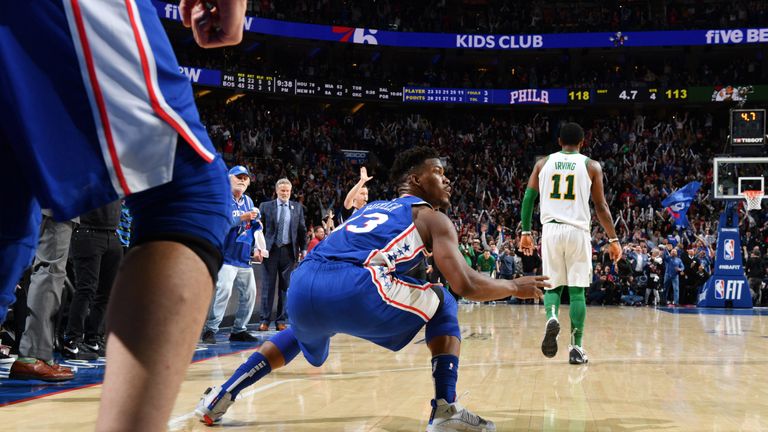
[{"x1": 259, "y1": 199, "x2": 307, "y2": 258}]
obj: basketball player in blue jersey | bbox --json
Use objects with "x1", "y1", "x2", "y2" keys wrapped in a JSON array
[
  {"x1": 0, "y1": 1, "x2": 247, "y2": 430},
  {"x1": 196, "y1": 147, "x2": 549, "y2": 431}
]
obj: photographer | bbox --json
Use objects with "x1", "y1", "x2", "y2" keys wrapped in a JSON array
[
  {"x1": 746, "y1": 246, "x2": 766, "y2": 306},
  {"x1": 645, "y1": 252, "x2": 664, "y2": 306}
]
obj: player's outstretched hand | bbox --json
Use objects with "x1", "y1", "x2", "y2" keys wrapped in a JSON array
[
  {"x1": 512, "y1": 275, "x2": 549, "y2": 299},
  {"x1": 180, "y1": 0, "x2": 247, "y2": 48},
  {"x1": 608, "y1": 241, "x2": 623, "y2": 262},
  {"x1": 519, "y1": 233, "x2": 535, "y2": 256},
  {"x1": 360, "y1": 167, "x2": 373, "y2": 183}
]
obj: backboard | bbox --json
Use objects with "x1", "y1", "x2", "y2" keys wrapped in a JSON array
[{"x1": 713, "y1": 157, "x2": 768, "y2": 200}]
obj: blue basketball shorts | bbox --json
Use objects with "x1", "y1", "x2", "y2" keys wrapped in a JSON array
[
  {"x1": 0, "y1": 0, "x2": 230, "y2": 323},
  {"x1": 287, "y1": 259, "x2": 461, "y2": 367}
]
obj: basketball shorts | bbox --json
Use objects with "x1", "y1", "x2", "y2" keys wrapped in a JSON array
[
  {"x1": 287, "y1": 259, "x2": 460, "y2": 367},
  {"x1": 0, "y1": 0, "x2": 230, "y2": 324},
  {"x1": 541, "y1": 223, "x2": 592, "y2": 288}
]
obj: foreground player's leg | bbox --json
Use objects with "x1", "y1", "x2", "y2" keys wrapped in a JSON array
[
  {"x1": 425, "y1": 292, "x2": 495, "y2": 432},
  {"x1": 196, "y1": 328, "x2": 300, "y2": 425},
  {"x1": 567, "y1": 286, "x2": 588, "y2": 365},
  {"x1": 0, "y1": 138, "x2": 40, "y2": 326},
  {"x1": 541, "y1": 286, "x2": 564, "y2": 358},
  {"x1": 95, "y1": 243, "x2": 212, "y2": 431}
]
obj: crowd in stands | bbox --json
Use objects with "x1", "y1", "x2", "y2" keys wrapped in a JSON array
[
  {"x1": 200, "y1": 98, "x2": 768, "y2": 306},
  {"x1": 246, "y1": 0, "x2": 767, "y2": 34}
]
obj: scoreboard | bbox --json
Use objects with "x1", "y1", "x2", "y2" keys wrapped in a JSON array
[
  {"x1": 568, "y1": 88, "x2": 690, "y2": 104},
  {"x1": 402, "y1": 88, "x2": 568, "y2": 105},
  {"x1": 182, "y1": 66, "x2": 758, "y2": 107},
  {"x1": 217, "y1": 71, "x2": 402, "y2": 101},
  {"x1": 731, "y1": 109, "x2": 766, "y2": 146}
]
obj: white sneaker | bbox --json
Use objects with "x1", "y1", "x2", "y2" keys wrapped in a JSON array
[
  {"x1": 568, "y1": 345, "x2": 588, "y2": 365},
  {"x1": 195, "y1": 385, "x2": 235, "y2": 426},
  {"x1": 427, "y1": 398, "x2": 496, "y2": 432}
]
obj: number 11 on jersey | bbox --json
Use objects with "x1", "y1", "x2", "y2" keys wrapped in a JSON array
[{"x1": 550, "y1": 174, "x2": 576, "y2": 200}]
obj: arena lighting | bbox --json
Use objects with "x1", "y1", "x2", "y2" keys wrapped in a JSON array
[
  {"x1": 226, "y1": 93, "x2": 246, "y2": 104},
  {"x1": 195, "y1": 90, "x2": 211, "y2": 98},
  {"x1": 350, "y1": 103, "x2": 365, "y2": 114}
]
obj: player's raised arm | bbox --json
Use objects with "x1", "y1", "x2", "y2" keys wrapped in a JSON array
[
  {"x1": 588, "y1": 160, "x2": 622, "y2": 262},
  {"x1": 520, "y1": 158, "x2": 545, "y2": 256},
  {"x1": 414, "y1": 208, "x2": 548, "y2": 302}
]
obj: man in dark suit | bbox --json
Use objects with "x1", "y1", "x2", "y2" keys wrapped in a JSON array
[
  {"x1": 258, "y1": 178, "x2": 307, "y2": 331},
  {"x1": 680, "y1": 246, "x2": 701, "y2": 305}
]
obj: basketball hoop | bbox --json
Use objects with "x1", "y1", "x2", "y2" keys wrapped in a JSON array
[{"x1": 742, "y1": 190, "x2": 764, "y2": 211}]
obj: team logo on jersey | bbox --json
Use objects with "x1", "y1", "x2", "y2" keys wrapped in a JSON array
[
  {"x1": 715, "y1": 279, "x2": 725, "y2": 299},
  {"x1": 723, "y1": 239, "x2": 735, "y2": 260}
]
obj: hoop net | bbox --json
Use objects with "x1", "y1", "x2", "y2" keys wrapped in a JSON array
[{"x1": 743, "y1": 190, "x2": 764, "y2": 211}]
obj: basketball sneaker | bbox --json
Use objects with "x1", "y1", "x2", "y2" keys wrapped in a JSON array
[
  {"x1": 568, "y1": 345, "x2": 588, "y2": 365},
  {"x1": 195, "y1": 385, "x2": 235, "y2": 426},
  {"x1": 62, "y1": 338, "x2": 99, "y2": 361},
  {"x1": 540, "y1": 317, "x2": 560, "y2": 358},
  {"x1": 0, "y1": 344, "x2": 14, "y2": 364},
  {"x1": 426, "y1": 398, "x2": 496, "y2": 432}
]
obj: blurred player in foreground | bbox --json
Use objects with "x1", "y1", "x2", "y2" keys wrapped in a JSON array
[{"x1": 0, "y1": 1, "x2": 246, "y2": 430}]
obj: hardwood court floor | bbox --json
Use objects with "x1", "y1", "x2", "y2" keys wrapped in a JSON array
[{"x1": 4, "y1": 305, "x2": 768, "y2": 431}]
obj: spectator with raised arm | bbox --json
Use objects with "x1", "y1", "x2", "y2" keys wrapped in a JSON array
[{"x1": 342, "y1": 166, "x2": 373, "y2": 221}]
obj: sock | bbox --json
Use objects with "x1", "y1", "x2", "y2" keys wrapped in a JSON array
[
  {"x1": 431, "y1": 354, "x2": 459, "y2": 403},
  {"x1": 544, "y1": 286, "x2": 564, "y2": 320},
  {"x1": 221, "y1": 328, "x2": 301, "y2": 399},
  {"x1": 221, "y1": 351, "x2": 272, "y2": 399},
  {"x1": 568, "y1": 286, "x2": 586, "y2": 347}
]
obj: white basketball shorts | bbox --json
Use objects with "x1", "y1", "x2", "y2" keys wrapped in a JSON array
[{"x1": 541, "y1": 223, "x2": 592, "y2": 289}]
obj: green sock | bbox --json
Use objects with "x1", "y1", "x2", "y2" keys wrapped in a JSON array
[
  {"x1": 17, "y1": 357, "x2": 38, "y2": 364},
  {"x1": 568, "y1": 286, "x2": 587, "y2": 347},
  {"x1": 544, "y1": 286, "x2": 564, "y2": 320}
]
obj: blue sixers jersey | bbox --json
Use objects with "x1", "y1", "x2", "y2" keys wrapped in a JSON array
[
  {"x1": 309, "y1": 195, "x2": 429, "y2": 275},
  {"x1": 223, "y1": 195, "x2": 262, "y2": 267}
]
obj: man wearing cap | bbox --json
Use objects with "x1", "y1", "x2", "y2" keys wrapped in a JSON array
[{"x1": 201, "y1": 166, "x2": 261, "y2": 344}]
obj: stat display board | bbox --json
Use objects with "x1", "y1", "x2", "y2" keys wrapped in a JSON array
[
  {"x1": 218, "y1": 71, "x2": 403, "y2": 101},
  {"x1": 731, "y1": 109, "x2": 766, "y2": 146},
  {"x1": 183, "y1": 66, "x2": 764, "y2": 107}
]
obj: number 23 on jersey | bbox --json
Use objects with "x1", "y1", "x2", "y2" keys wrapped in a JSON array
[{"x1": 345, "y1": 213, "x2": 389, "y2": 233}]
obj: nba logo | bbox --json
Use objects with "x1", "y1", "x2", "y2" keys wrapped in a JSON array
[
  {"x1": 715, "y1": 279, "x2": 725, "y2": 299},
  {"x1": 724, "y1": 239, "x2": 735, "y2": 261}
]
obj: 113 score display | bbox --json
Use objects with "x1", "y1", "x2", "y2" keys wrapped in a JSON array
[{"x1": 569, "y1": 88, "x2": 690, "y2": 103}]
